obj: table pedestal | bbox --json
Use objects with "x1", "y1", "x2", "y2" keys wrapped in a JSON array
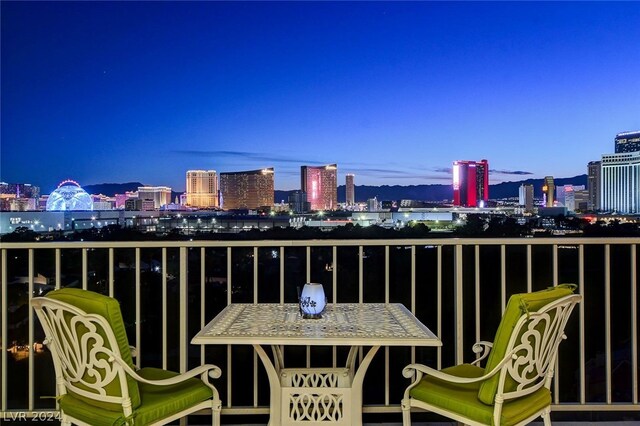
[{"x1": 253, "y1": 345, "x2": 380, "y2": 426}]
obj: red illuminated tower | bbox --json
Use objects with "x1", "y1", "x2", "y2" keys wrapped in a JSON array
[
  {"x1": 301, "y1": 164, "x2": 338, "y2": 211},
  {"x1": 452, "y1": 160, "x2": 489, "y2": 207}
]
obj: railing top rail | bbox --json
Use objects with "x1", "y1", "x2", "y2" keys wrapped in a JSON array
[{"x1": 1, "y1": 237, "x2": 638, "y2": 250}]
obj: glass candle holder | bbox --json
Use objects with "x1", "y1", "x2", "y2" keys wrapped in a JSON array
[{"x1": 299, "y1": 283, "x2": 326, "y2": 319}]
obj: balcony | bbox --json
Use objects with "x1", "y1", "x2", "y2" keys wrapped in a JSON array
[{"x1": 1, "y1": 237, "x2": 639, "y2": 423}]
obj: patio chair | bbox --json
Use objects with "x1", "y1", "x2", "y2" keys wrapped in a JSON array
[
  {"x1": 31, "y1": 288, "x2": 222, "y2": 426},
  {"x1": 401, "y1": 284, "x2": 581, "y2": 426}
]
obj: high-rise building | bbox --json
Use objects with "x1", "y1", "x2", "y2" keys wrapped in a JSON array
[
  {"x1": 587, "y1": 161, "x2": 601, "y2": 211},
  {"x1": 219, "y1": 168, "x2": 274, "y2": 210},
  {"x1": 614, "y1": 130, "x2": 640, "y2": 153},
  {"x1": 186, "y1": 170, "x2": 218, "y2": 209},
  {"x1": 114, "y1": 191, "x2": 137, "y2": 209},
  {"x1": 542, "y1": 176, "x2": 555, "y2": 207},
  {"x1": 301, "y1": 164, "x2": 338, "y2": 211},
  {"x1": 518, "y1": 184, "x2": 534, "y2": 212},
  {"x1": 288, "y1": 190, "x2": 309, "y2": 213},
  {"x1": 137, "y1": 186, "x2": 172, "y2": 209},
  {"x1": 557, "y1": 185, "x2": 585, "y2": 212},
  {"x1": 452, "y1": 160, "x2": 489, "y2": 207},
  {"x1": 0, "y1": 182, "x2": 41, "y2": 212},
  {"x1": 600, "y1": 151, "x2": 640, "y2": 214},
  {"x1": 345, "y1": 174, "x2": 355, "y2": 205},
  {"x1": 0, "y1": 182, "x2": 40, "y2": 199}
]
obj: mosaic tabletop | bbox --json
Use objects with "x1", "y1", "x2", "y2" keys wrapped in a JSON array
[{"x1": 192, "y1": 303, "x2": 440, "y2": 347}]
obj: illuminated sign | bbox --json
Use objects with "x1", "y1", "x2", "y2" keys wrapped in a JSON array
[
  {"x1": 616, "y1": 131, "x2": 640, "y2": 137},
  {"x1": 453, "y1": 164, "x2": 460, "y2": 190}
]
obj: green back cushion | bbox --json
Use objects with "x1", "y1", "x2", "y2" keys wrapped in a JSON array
[
  {"x1": 46, "y1": 288, "x2": 141, "y2": 411},
  {"x1": 477, "y1": 284, "x2": 576, "y2": 405}
]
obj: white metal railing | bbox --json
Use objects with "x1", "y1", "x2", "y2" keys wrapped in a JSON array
[{"x1": 1, "y1": 237, "x2": 639, "y2": 420}]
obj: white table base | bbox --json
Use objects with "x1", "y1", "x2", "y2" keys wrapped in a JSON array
[{"x1": 253, "y1": 344, "x2": 380, "y2": 426}]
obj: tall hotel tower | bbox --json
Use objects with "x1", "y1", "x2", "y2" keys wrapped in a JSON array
[
  {"x1": 587, "y1": 161, "x2": 601, "y2": 211},
  {"x1": 186, "y1": 170, "x2": 218, "y2": 208},
  {"x1": 601, "y1": 151, "x2": 640, "y2": 214},
  {"x1": 615, "y1": 130, "x2": 640, "y2": 153},
  {"x1": 219, "y1": 168, "x2": 274, "y2": 210},
  {"x1": 345, "y1": 174, "x2": 355, "y2": 205},
  {"x1": 301, "y1": 164, "x2": 338, "y2": 211},
  {"x1": 542, "y1": 176, "x2": 555, "y2": 207},
  {"x1": 137, "y1": 186, "x2": 172, "y2": 209},
  {"x1": 519, "y1": 184, "x2": 534, "y2": 212},
  {"x1": 452, "y1": 160, "x2": 489, "y2": 207}
]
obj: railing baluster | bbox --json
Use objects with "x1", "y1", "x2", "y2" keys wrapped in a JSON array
[
  {"x1": 28, "y1": 249, "x2": 34, "y2": 411},
  {"x1": 455, "y1": 244, "x2": 464, "y2": 365},
  {"x1": 411, "y1": 245, "x2": 416, "y2": 364},
  {"x1": 179, "y1": 247, "x2": 187, "y2": 375},
  {"x1": 201, "y1": 247, "x2": 206, "y2": 363},
  {"x1": 605, "y1": 244, "x2": 612, "y2": 404},
  {"x1": 306, "y1": 246, "x2": 311, "y2": 283},
  {"x1": 1, "y1": 248, "x2": 7, "y2": 411},
  {"x1": 306, "y1": 246, "x2": 311, "y2": 368},
  {"x1": 253, "y1": 246, "x2": 258, "y2": 303},
  {"x1": 385, "y1": 245, "x2": 390, "y2": 406},
  {"x1": 332, "y1": 245, "x2": 338, "y2": 304},
  {"x1": 253, "y1": 351, "x2": 258, "y2": 408},
  {"x1": 527, "y1": 244, "x2": 532, "y2": 292},
  {"x1": 135, "y1": 247, "x2": 141, "y2": 369},
  {"x1": 227, "y1": 246, "x2": 232, "y2": 306},
  {"x1": 358, "y1": 245, "x2": 364, "y2": 303},
  {"x1": 279, "y1": 246, "x2": 285, "y2": 305},
  {"x1": 227, "y1": 246, "x2": 232, "y2": 408},
  {"x1": 579, "y1": 244, "x2": 586, "y2": 405},
  {"x1": 632, "y1": 243, "x2": 638, "y2": 405},
  {"x1": 82, "y1": 248, "x2": 87, "y2": 290},
  {"x1": 553, "y1": 244, "x2": 558, "y2": 286},
  {"x1": 437, "y1": 245, "x2": 442, "y2": 370},
  {"x1": 253, "y1": 246, "x2": 259, "y2": 407},
  {"x1": 553, "y1": 243, "x2": 560, "y2": 404},
  {"x1": 162, "y1": 248, "x2": 167, "y2": 370},
  {"x1": 500, "y1": 245, "x2": 506, "y2": 314},
  {"x1": 56, "y1": 248, "x2": 61, "y2": 290},
  {"x1": 475, "y1": 245, "x2": 480, "y2": 348},
  {"x1": 332, "y1": 245, "x2": 337, "y2": 368}
]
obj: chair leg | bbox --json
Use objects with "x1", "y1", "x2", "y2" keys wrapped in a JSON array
[
  {"x1": 541, "y1": 408, "x2": 552, "y2": 426},
  {"x1": 401, "y1": 397, "x2": 412, "y2": 426},
  {"x1": 212, "y1": 399, "x2": 222, "y2": 426},
  {"x1": 59, "y1": 412, "x2": 72, "y2": 426}
]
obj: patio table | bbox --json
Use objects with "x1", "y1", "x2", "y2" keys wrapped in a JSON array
[{"x1": 192, "y1": 302, "x2": 440, "y2": 426}]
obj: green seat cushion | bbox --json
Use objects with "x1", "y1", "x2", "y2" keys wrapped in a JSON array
[
  {"x1": 478, "y1": 284, "x2": 576, "y2": 405},
  {"x1": 59, "y1": 367, "x2": 214, "y2": 426},
  {"x1": 46, "y1": 288, "x2": 141, "y2": 411},
  {"x1": 410, "y1": 364, "x2": 551, "y2": 426}
]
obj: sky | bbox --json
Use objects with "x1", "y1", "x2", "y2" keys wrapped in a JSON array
[{"x1": 2, "y1": 1, "x2": 639, "y2": 193}]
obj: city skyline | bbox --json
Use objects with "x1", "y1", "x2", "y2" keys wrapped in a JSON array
[{"x1": 2, "y1": 2, "x2": 639, "y2": 193}]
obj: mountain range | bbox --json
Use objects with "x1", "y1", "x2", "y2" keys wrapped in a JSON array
[{"x1": 85, "y1": 174, "x2": 588, "y2": 203}]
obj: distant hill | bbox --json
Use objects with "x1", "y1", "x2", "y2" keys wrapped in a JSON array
[
  {"x1": 86, "y1": 174, "x2": 588, "y2": 203},
  {"x1": 490, "y1": 175, "x2": 587, "y2": 200},
  {"x1": 276, "y1": 174, "x2": 588, "y2": 203}
]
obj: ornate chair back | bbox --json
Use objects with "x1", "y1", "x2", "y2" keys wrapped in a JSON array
[
  {"x1": 32, "y1": 289, "x2": 141, "y2": 415},
  {"x1": 487, "y1": 293, "x2": 581, "y2": 406}
]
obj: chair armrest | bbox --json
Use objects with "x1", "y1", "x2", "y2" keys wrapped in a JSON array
[
  {"x1": 471, "y1": 341, "x2": 493, "y2": 366},
  {"x1": 403, "y1": 346, "x2": 519, "y2": 386},
  {"x1": 108, "y1": 353, "x2": 222, "y2": 385}
]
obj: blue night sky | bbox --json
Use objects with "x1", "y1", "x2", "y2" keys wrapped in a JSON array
[{"x1": 2, "y1": 1, "x2": 639, "y2": 193}]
